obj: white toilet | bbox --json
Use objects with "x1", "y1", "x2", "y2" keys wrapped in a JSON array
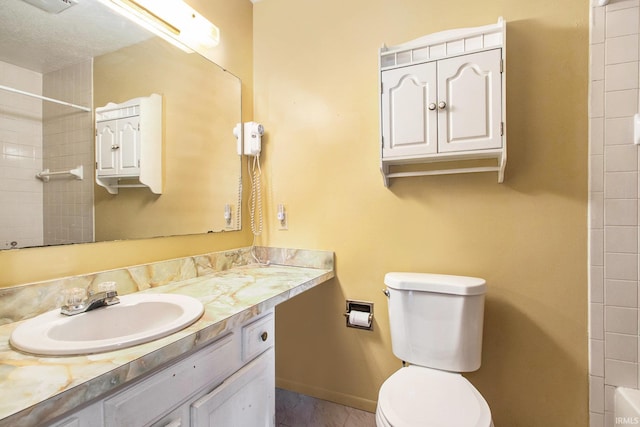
[{"x1": 376, "y1": 272, "x2": 494, "y2": 427}]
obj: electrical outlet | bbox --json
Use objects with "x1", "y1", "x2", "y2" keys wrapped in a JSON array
[
  {"x1": 277, "y1": 204, "x2": 288, "y2": 230},
  {"x1": 224, "y1": 204, "x2": 234, "y2": 229}
]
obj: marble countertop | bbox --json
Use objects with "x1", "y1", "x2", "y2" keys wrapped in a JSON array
[{"x1": 0, "y1": 263, "x2": 334, "y2": 427}]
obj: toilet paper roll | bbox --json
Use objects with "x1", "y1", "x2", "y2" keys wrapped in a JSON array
[{"x1": 348, "y1": 310, "x2": 371, "y2": 328}]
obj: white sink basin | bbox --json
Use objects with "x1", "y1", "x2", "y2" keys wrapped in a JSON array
[{"x1": 10, "y1": 293, "x2": 204, "y2": 356}]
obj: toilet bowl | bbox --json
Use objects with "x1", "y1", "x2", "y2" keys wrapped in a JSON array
[
  {"x1": 377, "y1": 272, "x2": 494, "y2": 427},
  {"x1": 376, "y1": 366, "x2": 492, "y2": 427}
]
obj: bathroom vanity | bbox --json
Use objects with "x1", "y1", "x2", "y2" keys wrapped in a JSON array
[{"x1": 0, "y1": 247, "x2": 334, "y2": 427}]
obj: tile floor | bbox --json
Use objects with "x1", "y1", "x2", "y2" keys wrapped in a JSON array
[{"x1": 275, "y1": 388, "x2": 376, "y2": 427}]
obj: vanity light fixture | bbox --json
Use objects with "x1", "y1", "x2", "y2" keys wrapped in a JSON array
[{"x1": 97, "y1": 0, "x2": 220, "y2": 54}]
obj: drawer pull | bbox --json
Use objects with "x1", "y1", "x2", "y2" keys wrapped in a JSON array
[{"x1": 261, "y1": 331, "x2": 268, "y2": 342}]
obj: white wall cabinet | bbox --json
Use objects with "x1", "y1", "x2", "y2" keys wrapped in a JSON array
[
  {"x1": 379, "y1": 19, "x2": 506, "y2": 186},
  {"x1": 95, "y1": 94, "x2": 163, "y2": 194},
  {"x1": 47, "y1": 311, "x2": 275, "y2": 427}
]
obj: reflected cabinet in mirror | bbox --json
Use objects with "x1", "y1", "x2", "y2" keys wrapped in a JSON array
[{"x1": 0, "y1": 0, "x2": 242, "y2": 250}]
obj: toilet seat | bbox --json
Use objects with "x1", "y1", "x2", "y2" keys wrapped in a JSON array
[{"x1": 376, "y1": 366, "x2": 492, "y2": 427}]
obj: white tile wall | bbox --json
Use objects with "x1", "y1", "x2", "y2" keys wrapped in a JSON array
[
  {"x1": 589, "y1": 2, "x2": 640, "y2": 425},
  {"x1": 0, "y1": 59, "x2": 94, "y2": 249},
  {"x1": 0, "y1": 60, "x2": 43, "y2": 249},
  {"x1": 42, "y1": 60, "x2": 93, "y2": 245}
]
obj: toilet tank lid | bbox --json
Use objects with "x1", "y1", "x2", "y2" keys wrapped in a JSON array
[{"x1": 384, "y1": 273, "x2": 486, "y2": 295}]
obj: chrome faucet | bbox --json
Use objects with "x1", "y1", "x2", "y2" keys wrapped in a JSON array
[{"x1": 61, "y1": 282, "x2": 120, "y2": 316}]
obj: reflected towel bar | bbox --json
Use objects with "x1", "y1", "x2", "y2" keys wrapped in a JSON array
[{"x1": 36, "y1": 166, "x2": 84, "y2": 182}]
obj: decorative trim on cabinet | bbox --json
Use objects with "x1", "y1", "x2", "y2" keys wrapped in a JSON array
[{"x1": 379, "y1": 18, "x2": 506, "y2": 187}]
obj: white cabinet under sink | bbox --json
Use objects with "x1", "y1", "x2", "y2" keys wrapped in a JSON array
[{"x1": 47, "y1": 311, "x2": 275, "y2": 427}]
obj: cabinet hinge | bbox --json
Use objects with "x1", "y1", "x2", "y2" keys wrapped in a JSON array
[
  {"x1": 95, "y1": 162, "x2": 98, "y2": 170},
  {"x1": 380, "y1": 82, "x2": 383, "y2": 94},
  {"x1": 500, "y1": 59, "x2": 504, "y2": 74},
  {"x1": 138, "y1": 123, "x2": 141, "y2": 131},
  {"x1": 138, "y1": 159, "x2": 141, "y2": 168},
  {"x1": 500, "y1": 122, "x2": 504, "y2": 136}
]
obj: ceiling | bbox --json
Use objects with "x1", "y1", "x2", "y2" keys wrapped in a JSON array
[{"x1": 0, "y1": 0, "x2": 152, "y2": 74}]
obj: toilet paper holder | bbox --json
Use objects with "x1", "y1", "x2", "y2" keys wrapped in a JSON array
[{"x1": 344, "y1": 300, "x2": 374, "y2": 331}]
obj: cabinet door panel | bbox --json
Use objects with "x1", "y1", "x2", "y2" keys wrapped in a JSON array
[
  {"x1": 191, "y1": 348, "x2": 275, "y2": 427},
  {"x1": 104, "y1": 334, "x2": 238, "y2": 427},
  {"x1": 117, "y1": 116, "x2": 141, "y2": 176},
  {"x1": 382, "y1": 62, "x2": 437, "y2": 158},
  {"x1": 437, "y1": 49, "x2": 502, "y2": 152},
  {"x1": 96, "y1": 121, "x2": 118, "y2": 176}
]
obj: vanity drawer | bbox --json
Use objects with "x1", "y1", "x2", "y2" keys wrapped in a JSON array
[
  {"x1": 242, "y1": 311, "x2": 274, "y2": 362},
  {"x1": 104, "y1": 333, "x2": 240, "y2": 427}
]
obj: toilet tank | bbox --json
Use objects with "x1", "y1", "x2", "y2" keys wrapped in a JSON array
[{"x1": 384, "y1": 272, "x2": 486, "y2": 372}]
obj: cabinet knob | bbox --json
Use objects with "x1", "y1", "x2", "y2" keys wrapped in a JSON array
[
  {"x1": 260, "y1": 331, "x2": 268, "y2": 342},
  {"x1": 438, "y1": 101, "x2": 447, "y2": 110},
  {"x1": 111, "y1": 144, "x2": 120, "y2": 150},
  {"x1": 428, "y1": 103, "x2": 437, "y2": 111}
]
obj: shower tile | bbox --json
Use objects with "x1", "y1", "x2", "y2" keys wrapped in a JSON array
[
  {"x1": 592, "y1": 5, "x2": 605, "y2": 44},
  {"x1": 593, "y1": 266, "x2": 605, "y2": 303},
  {"x1": 604, "y1": 199, "x2": 637, "y2": 225},
  {"x1": 605, "y1": 307, "x2": 638, "y2": 335},
  {"x1": 592, "y1": 155, "x2": 605, "y2": 192},
  {"x1": 605, "y1": 279, "x2": 638, "y2": 307},
  {"x1": 605, "y1": 62, "x2": 639, "y2": 91},
  {"x1": 606, "y1": 7, "x2": 640, "y2": 38},
  {"x1": 605, "y1": 226, "x2": 637, "y2": 253},
  {"x1": 605, "y1": 145, "x2": 637, "y2": 171},
  {"x1": 605, "y1": 359, "x2": 638, "y2": 387},
  {"x1": 593, "y1": 43, "x2": 605, "y2": 80},
  {"x1": 592, "y1": 339, "x2": 606, "y2": 377},
  {"x1": 592, "y1": 303, "x2": 605, "y2": 340},
  {"x1": 591, "y1": 117, "x2": 605, "y2": 155},
  {"x1": 592, "y1": 228, "x2": 605, "y2": 266},
  {"x1": 591, "y1": 375, "x2": 605, "y2": 413},
  {"x1": 606, "y1": 34, "x2": 639, "y2": 64},
  {"x1": 604, "y1": 172, "x2": 638, "y2": 199},
  {"x1": 605, "y1": 253, "x2": 638, "y2": 280},
  {"x1": 605, "y1": 0, "x2": 640, "y2": 11},
  {"x1": 592, "y1": 80, "x2": 605, "y2": 118},
  {"x1": 588, "y1": 191, "x2": 603, "y2": 229},
  {"x1": 604, "y1": 116, "x2": 634, "y2": 146},
  {"x1": 605, "y1": 384, "x2": 616, "y2": 412},
  {"x1": 605, "y1": 89, "x2": 638, "y2": 118}
]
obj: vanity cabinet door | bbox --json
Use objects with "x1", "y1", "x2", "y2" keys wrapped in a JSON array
[
  {"x1": 381, "y1": 62, "x2": 438, "y2": 159},
  {"x1": 436, "y1": 49, "x2": 502, "y2": 153},
  {"x1": 103, "y1": 333, "x2": 239, "y2": 427},
  {"x1": 191, "y1": 348, "x2": 275, "y2": 427},
  {"x1": 46, "y1": 401, "x2": 103, "y2": 427}
]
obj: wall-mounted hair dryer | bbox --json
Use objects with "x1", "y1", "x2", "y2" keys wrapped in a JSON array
[
  {"x1": 233, "y1": 122, "x2": 264, "y2": 156},
  {"x1": 244, "y1": 122, "x2": 264, "y2": 156}
]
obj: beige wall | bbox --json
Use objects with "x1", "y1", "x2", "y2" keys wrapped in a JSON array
[
  {"x1": 0, "y1": 0, "x2": 253, "y2": 288},
  {"x1": 93, "y1": 39, "x2": 241, "y2": 239},
  {"x1": 253, "y1": 0, "x2": 588, "y2": 426}
]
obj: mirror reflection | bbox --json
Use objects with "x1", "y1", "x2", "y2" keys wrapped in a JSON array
[{"x1": 0, "y1": 0, "x2": 242, "y2": 250}]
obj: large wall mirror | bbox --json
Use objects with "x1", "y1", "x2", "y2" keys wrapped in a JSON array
[{"x1": 0, "y1": 0, "x2": 242, "y2": 250}]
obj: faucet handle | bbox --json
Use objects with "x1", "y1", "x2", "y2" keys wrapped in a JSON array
[
  {"x1": 97, "y1": 281, "x2": 117, "y2": 293},
  {"x1": 62, "y1": 287, "x2": 86, "y2": 307}
]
